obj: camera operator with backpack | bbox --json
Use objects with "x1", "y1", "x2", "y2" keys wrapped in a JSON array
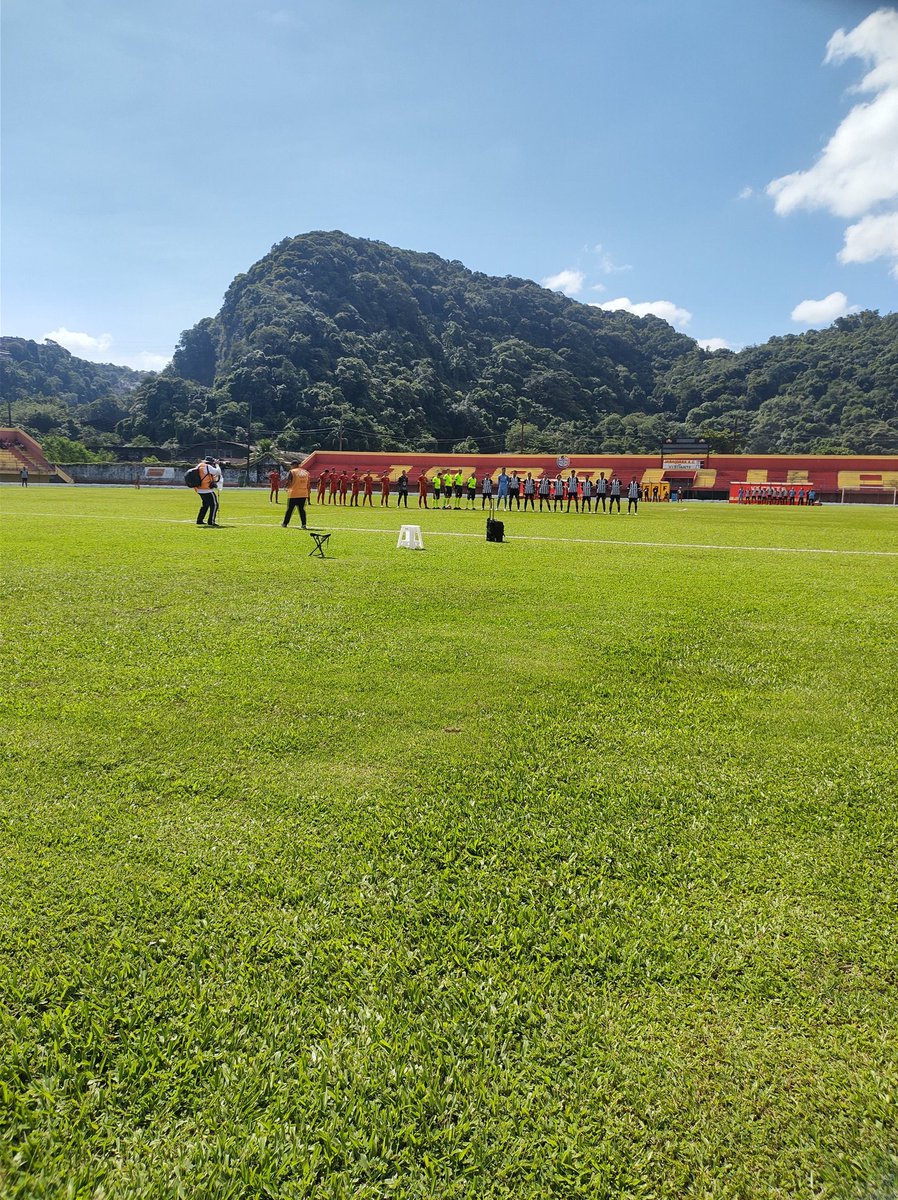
[{"x1": 187, "y1": 456, "x2": 222, "y2": 526}]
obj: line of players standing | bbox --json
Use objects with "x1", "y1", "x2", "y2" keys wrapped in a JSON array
[
  {"x1": 736, "y1": 485, "x2": 817, "y2": 505},
  {"x1": 275, "y1": 468, "x2": 648, "y2": 513}
]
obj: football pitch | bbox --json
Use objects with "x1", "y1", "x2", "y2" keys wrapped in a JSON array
[{"x1": 2, "y1": 487, "x2": 897, "y2": 1198}]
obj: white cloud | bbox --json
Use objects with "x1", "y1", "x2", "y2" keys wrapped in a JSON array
[
  {"x1": 130, "y1": 352, "x2": 171, "y2": 372},
  {"x1": 541, "y1": 268, "x2": 585, "y2": 296},
  {"x1": 42, "y1": 328, "x2": 167, "y2": 372},
  {"x1": 839, "y1": 210, "x2": 898, "y2": 276},
  {"x1": 697, "y1": 337, "x2": 732, "y2": 351},
  {"x1": 766, "y1": 8, "x2": 898, "y2": 275},
  {"x1": 738, "y1": 186, "x2": 754, "y2": 200},
  {"x1": 790, "y1": 291, "x2": 858, "y2": 324},
  {"x1": 593, "y1": 297, "x2": 693, "y2": 329},
  {"x1": 590, "y1": 244, "x2": 632, "y2": 274},
  {"x1": 44, "y1": 327, "x2": 113, "y2": 357}
]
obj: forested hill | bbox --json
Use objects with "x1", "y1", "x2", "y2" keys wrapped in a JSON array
[
  {"x1": 163, "y1": 230, "x2": 699, "y2": 454},
  {"x1": 4, "y1": 231, "x2": 898, "y2": 454},
  {"x1": 0, "y1": 337, "x2": 146, "y2": 452},
  {"x1": 166, "y1": 231, "x2": 898, "y2": 454}
]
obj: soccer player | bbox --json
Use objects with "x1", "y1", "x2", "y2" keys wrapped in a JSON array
[
  {"x1": 596, "y1": 472, "x2": 608, "y2": 511},
  {"x1": 380, "y1": 471, "x2": 391, "y2": 506},
  {"x1": 508, "y1": 471, "x2": 521, "y2": 510},
  {"x1": 538, "y1": 474, "x2": 551, "y2": 511},
  {"x1": 317, "y1": 470, "x2": 330, "y2": 503},
  {"x1": 553, "y1": 474, "x2": 565, "y2": 511},
  {"x1": 362, "y1": 473, "x2": 374, "y2": 507},
  {"x1": 329, "y1": 471, "x2": 339, "y2": 505},
  {"x1": 581, "y1": 476, "x2": 592, "y2": 512},
  {"x1": 496, "y1": 468, "x2": 510, "y2": 510},
  {"x1": 350, "y1": 472, "x2": 361, "y2": 506},
  {"x1": 627, "y1": 477, "x2": 639, "y2": 514},
  {"x1": 268, "y1": 468, "x2": 282, "y2": 503},
  {"x1": 432, "y1": 471, "x2": 442, "y2": 508},
  {"x1": 454, "y1": 469, "x2": 464, "y2": 509},
  {"x1": 608, "y1": 475, "x2": 621, "y2": 512},
  {"x1": 443, "y1": 470, "x2": 454, "y2": 508},
  {"x1": 338, "y1": 471, "x2": 349, "y2": 506},
  {"x1": 566, "y1": 470, "x2": 579, "y2": 512},
  {"x1": 481, "y1": 472, "x2": 494, "y2": 508},
  {"x1": 396, "y1": 471, "x2": 409, "y2": 507},
  {"x1": 417, "y1": 471, "x2": 429, "y2": 508},
  {"x1": 522, "y1": 472, "x2": 535, "y2": 510}
]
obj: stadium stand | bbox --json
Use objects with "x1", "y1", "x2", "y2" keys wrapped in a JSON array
[{"x1": 0, "y1": 428, "x2": 72, "y2": 483}]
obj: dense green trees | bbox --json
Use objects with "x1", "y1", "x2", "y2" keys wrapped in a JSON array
[{"x1": 3, "y1": 232, "x2": 896, "y2": 455}]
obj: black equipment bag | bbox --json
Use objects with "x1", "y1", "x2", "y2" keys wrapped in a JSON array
[
  {"x1": 486, "y1": 517, "x2": 504, "y2": 543},
  {"x1": 184, "y1": 466, "x2": 203, "y2": 488}
]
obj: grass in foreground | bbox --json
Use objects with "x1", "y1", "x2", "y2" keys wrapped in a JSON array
[{"x1": 1, "y1": 486, "x2": 897, "y2": 1198}]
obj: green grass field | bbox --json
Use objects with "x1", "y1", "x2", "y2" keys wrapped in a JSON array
[{"x1": 2, "y1": 486, "x2": 897, "y2": 1199}]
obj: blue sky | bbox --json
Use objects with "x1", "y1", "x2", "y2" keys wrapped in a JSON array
[{"x1": 2, "y1": 0, "x2": 896, "y2": 370}]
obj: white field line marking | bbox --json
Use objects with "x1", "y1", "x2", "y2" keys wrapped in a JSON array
[{"x1": 4, "y1": 508, "x2": 898, "y2": 557}]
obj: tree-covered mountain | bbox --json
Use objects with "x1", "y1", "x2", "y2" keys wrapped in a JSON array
[
  {"x1": 0, "y1": 337, "x2": 147, "y2": 453},
  {"x1": 4, "y1": 231, "x2": 897, "y2": 455}
]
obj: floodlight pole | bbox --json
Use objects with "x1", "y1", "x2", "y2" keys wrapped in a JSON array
[{"x1": 245, "y1": 395, "x2": 253, "y2": 486}]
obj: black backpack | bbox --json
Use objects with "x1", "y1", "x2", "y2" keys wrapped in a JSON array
[{"x1": 184, "y1": 466, "x2": 203, "y2": 488}]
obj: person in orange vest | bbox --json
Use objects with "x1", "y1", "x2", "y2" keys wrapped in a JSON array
[{"x1": 281, "y1": 461, "x2": 311, "y2": 528}]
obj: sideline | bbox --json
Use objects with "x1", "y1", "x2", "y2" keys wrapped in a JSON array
[{"x1": 3, "y1": 508, "x2": 897, "y2": 557}]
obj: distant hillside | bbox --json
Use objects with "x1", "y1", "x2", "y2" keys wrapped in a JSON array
[
  {"x1": 0, "y1": 337, "x2": 147, "y2": 449},
  {"x1": 4, "y1": 232, "x2": 897, "y2": 454}
]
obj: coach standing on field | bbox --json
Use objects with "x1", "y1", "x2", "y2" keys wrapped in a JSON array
[
  {"x1": 194, "y1": 455, "x2": 222, "y2": 526},
  {"x1": 281, "y1": 460, "x2": 311, "y2": 528}
]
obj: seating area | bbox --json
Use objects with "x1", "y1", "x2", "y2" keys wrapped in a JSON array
[{"x1": 0, "y1": 427, "x2": 62, "y2": 482}]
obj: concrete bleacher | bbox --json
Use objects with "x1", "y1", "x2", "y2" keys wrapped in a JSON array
[{"x1": 0, "y1": 428, "x2": 67, "y2": 483}]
